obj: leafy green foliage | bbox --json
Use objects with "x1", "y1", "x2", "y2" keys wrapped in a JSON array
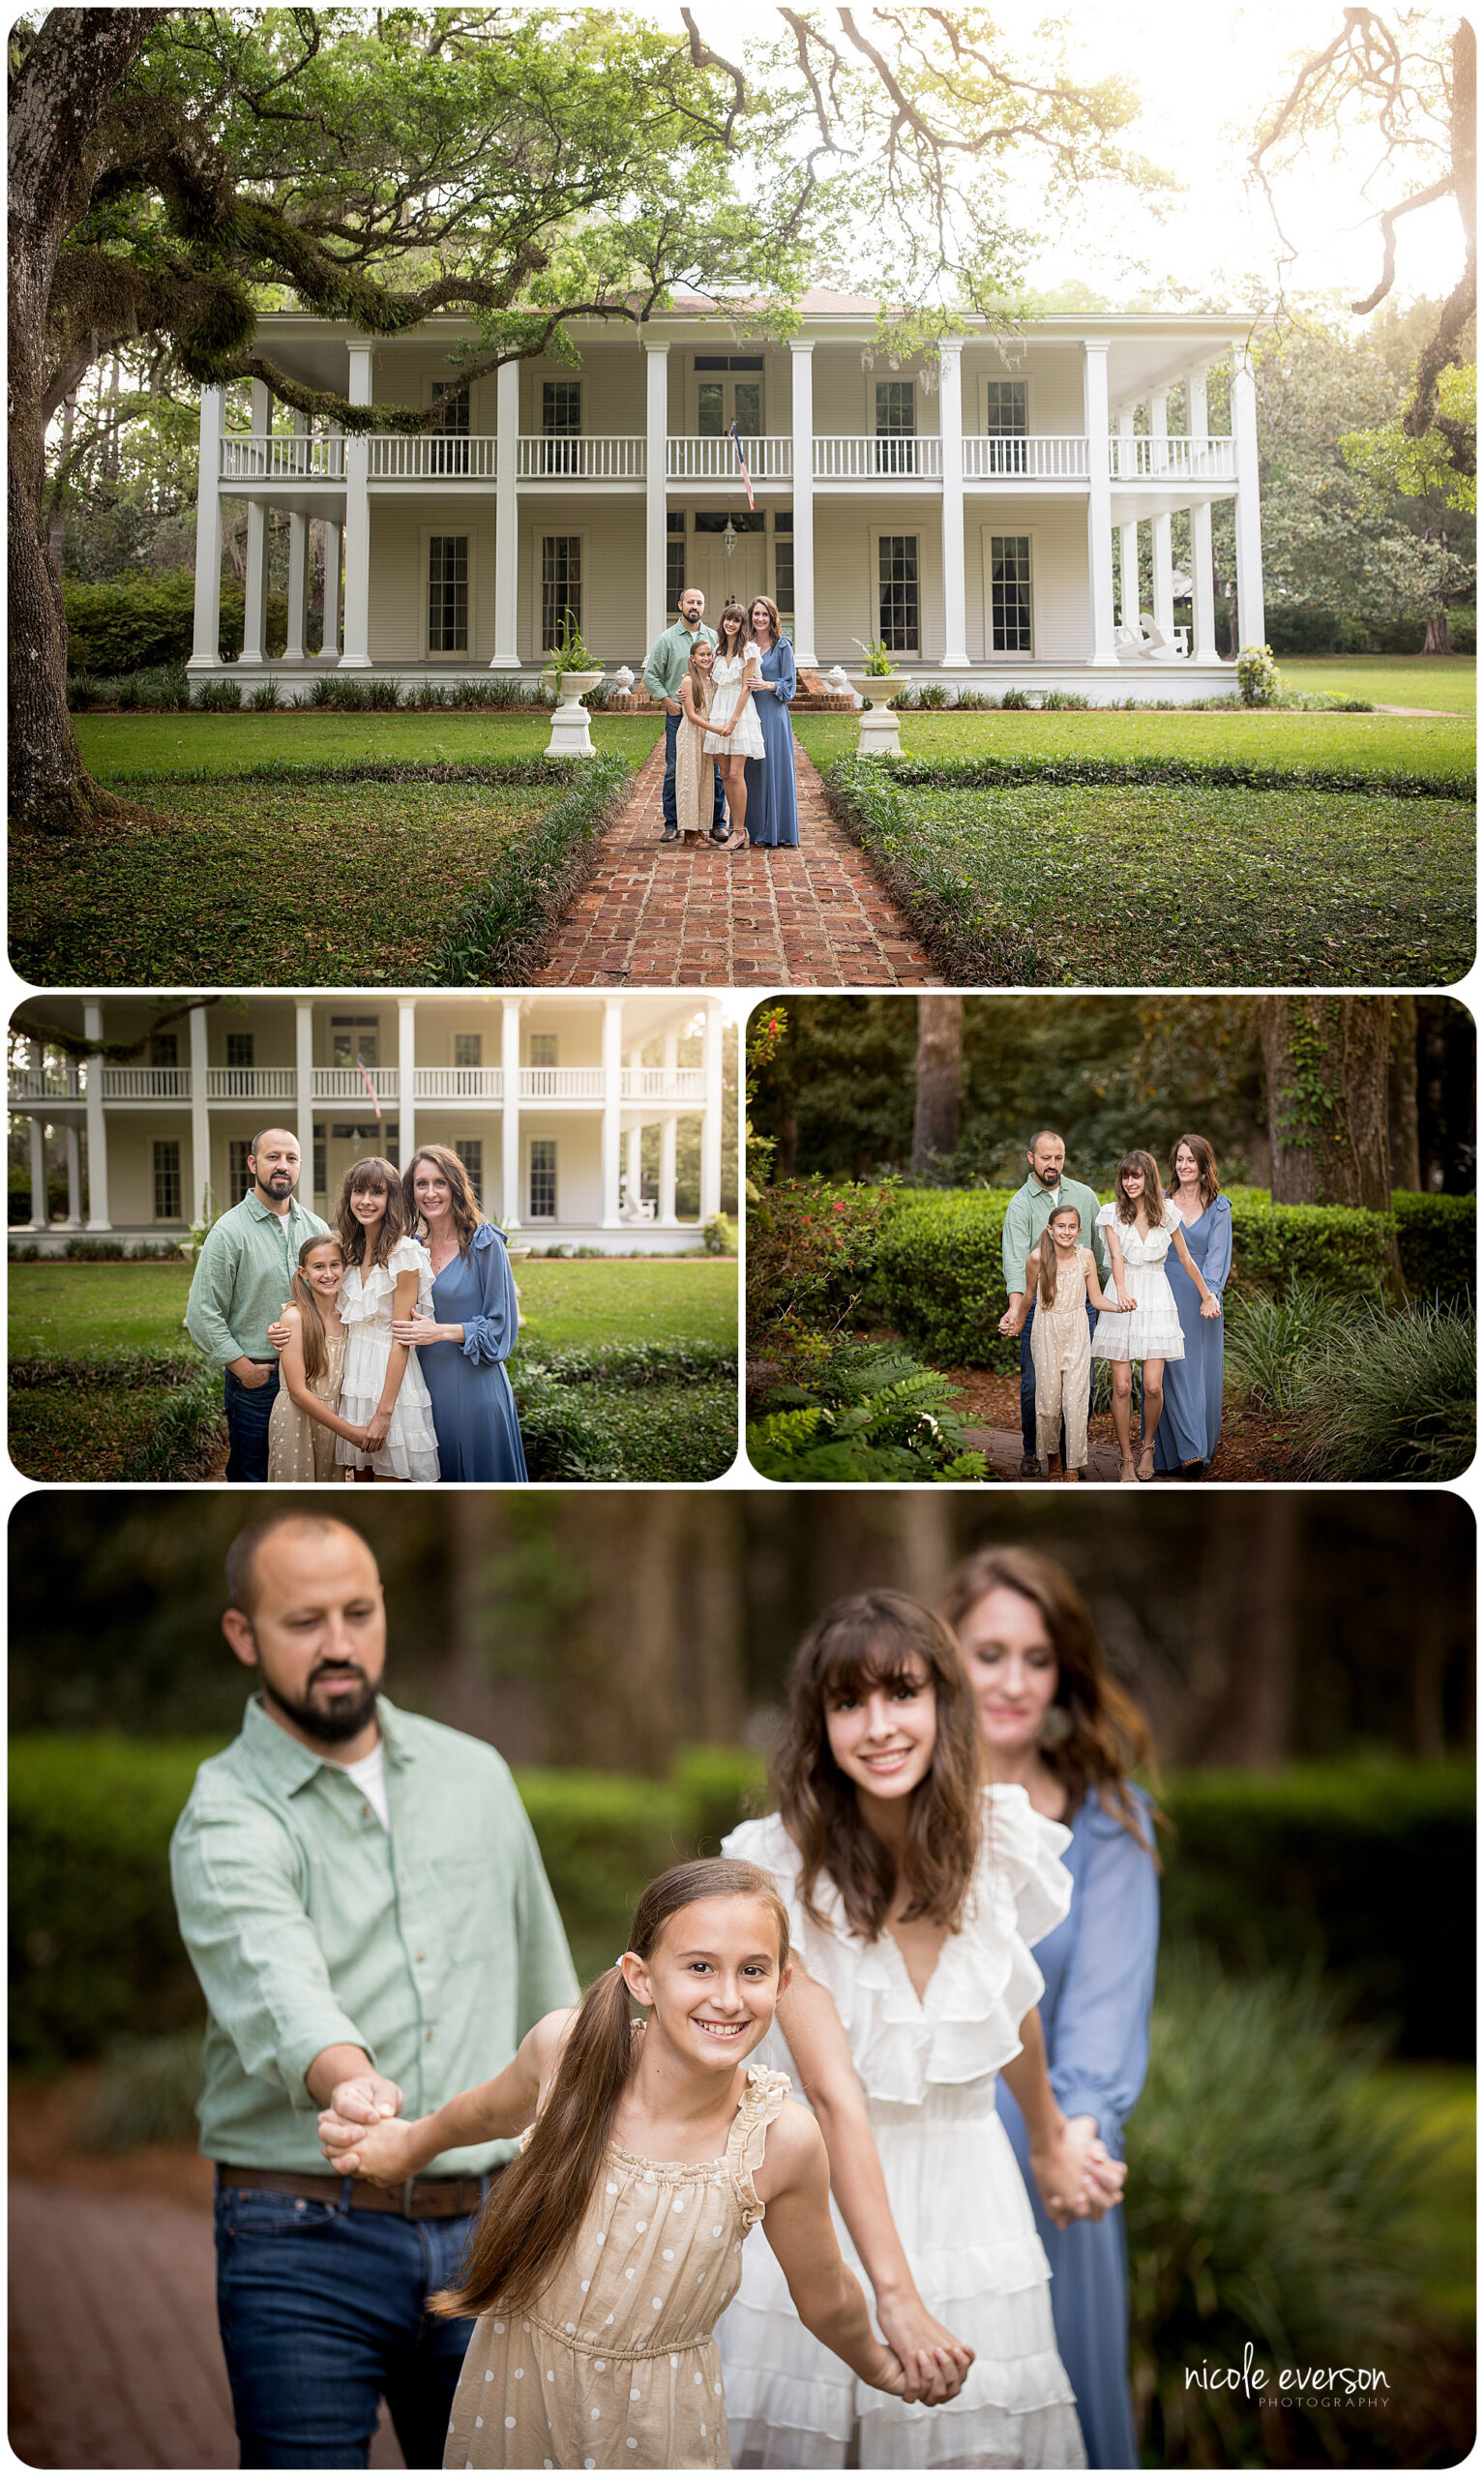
[
  {"x1": 518, "y1": 1379, "x2": 736, "y2": 1482},
  {"x1": 1235, "y1": 642, "x2": 1284, "y2": 706},
  {"x1": 1392, "y1": 1189, "x2": 1475, "y2": 1298},
  {"x1": 1293, "y1": 1299, "x2": 1475, "y2": 1481},
  {"x1": 747, "y1": 1342, "x2": 989, "y2": 1482},
  {"x1": 430, "y1": 752, "x2": 633, "y2": 983},
  {"x1": 1223, "y1": 1279, "x2": 1352, "y2": 1413}
]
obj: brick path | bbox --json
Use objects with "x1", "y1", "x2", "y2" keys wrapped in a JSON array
[
  {"x1": 534, "y1": 741, "x2": 937, "y2": 987},
  {"x1": 9, "y1": 2178, "x2": 403, "y2": 2468}
]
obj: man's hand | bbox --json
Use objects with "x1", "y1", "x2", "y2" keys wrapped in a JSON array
[
  {"x1": 327, "y1": 2072, "x2": 404, "y2": 2128},
  {"x1": 319, "y1": 2107, "x2": 425, "y2": 2187},
  {"x1": 266, "y1": 1306, "x2": 292, "y2": 1352},
  {"x1": 998, "y1": 1293, "x2": 1024, "y2": 1339},
  {"x1": 665, "y1": 696, "x2": 682, "y2": 715},
  {"x1": 228, "y1": 1356, "x2": 274, "y2": 1389}
]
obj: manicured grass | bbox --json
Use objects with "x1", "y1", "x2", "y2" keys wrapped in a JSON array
[
  {"x1": 74, "y1": 710, "x2": 664, "y2": 777},
  {"x1": 822, "y1": 767, "x2": 1473, "y2": 986},
  {"x1": 1283, "y1": 653, "x2": 1476, "y2": 715},
  {"x1": 1361, "y1": 2062, "x2": 1475, "y2": 2330},
  {"x1": 792, "y1": 706, "x2": 1473, "y2": 778},
  {"x1": 511, "y1": 1259, "x2": 738, "y2": 1352},
  {"x1": 9, "y1": 1262, "x2": 195, "y2": 1359}
]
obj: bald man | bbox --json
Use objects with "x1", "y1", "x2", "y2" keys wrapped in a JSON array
[
  {"x1": 185, "y1": 1128, "x2": 329, "y2": 1479},
  {"x1": 170, "y1": 1511, "x2": 577, "y2": 2467}
]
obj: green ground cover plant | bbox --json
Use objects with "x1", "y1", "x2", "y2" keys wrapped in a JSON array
[{"x1": 746, "y1": 1340, "x2": 987, "y2": 1482}]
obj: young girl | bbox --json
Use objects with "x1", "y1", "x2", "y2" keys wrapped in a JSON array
[
  {"x1": 333, "y1": 1155, "x2": 440, "y2": 1483},
  {"x1": 1001, "y1": 1206, "x2": 1130, "y2": 1481},
  {"x1": 1092, "y1": 1150, "x2": 1221, "y2": 1484},
  {"x1": 317, "y1": 1860, "x2": 936, "y2": 2470},
  {"x1": 676, "y1": 638, "x2": 720, "y2": 846},
  {"x1": 704, "y1": 602, "x2": 765, "y2": 851},
  {"x1": 265, "y1": 1235, "x2": 366, "y2": 1481},
  {"x1": 721, "y1": 1591, "x2": 1126, "y2": 2468}
]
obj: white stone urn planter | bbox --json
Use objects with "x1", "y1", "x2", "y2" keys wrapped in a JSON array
[
  {"x1": 845, "y1": 671, "x2": 911, "y2": 755},
  {"x1": 545, "y1": 668, "x2": 605, "y2": 758}
]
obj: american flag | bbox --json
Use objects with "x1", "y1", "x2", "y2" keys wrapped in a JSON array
[
  {"x1": 356, "y1": 1055, "x2": 381, "y2": 1119},
  {"x1": 729, "y1": 421, "x2": 756, "y2": 513}
]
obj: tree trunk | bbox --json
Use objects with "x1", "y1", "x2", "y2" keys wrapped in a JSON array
[
  {"x1": 910, "y1": 997, "x2": 964, "y2": 1179},
  {"x1": 1422, "y1": 609, "x2": 1452, "y2": 654},
  {"x1": 1199, "y1": 1499, "x2": 1296, "y2": 1765},
  {"x1": 46, "y1": 389, "x2": 76, "y2": 572},
  {"x1": 8, "y1": 11, "x2": 150, "y2": 831},
  {"x1": 1417, "y1": 997, "x2": 1477, "y2": 1191},
  {"x1": 1387, "y1": 997, "x2": 1421, "y2": 1189},
  {"x1": 1258, "y1": 996, "x2": 1406, "y2": 1298}
]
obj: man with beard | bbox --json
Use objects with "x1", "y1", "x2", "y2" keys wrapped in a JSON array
[
  {"x1": 170, "y1": 1511, "x2": 578, "y2": 2468},
  {"x1": 185, "y1": 1127, "x2": 329, "y2": 1479},
  {"x1": 997, "y1": 1129, "x2": 1104, "y2": 1478}
]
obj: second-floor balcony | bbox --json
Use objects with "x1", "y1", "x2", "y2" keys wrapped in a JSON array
[{"x1": 14, "y1": 1064, "x2": 711, "y2": 1110}]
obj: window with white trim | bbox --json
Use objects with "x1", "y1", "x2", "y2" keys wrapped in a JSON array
[
  {"x1": 428, "y1": 534, "x2": 470, "y2": 655},
  {"x1": 875, "y1": 380, "x2": 918, "y2": 474},
  {"x1": 430, "y1": 381, "x2": 471, "y2": 476},
  {"x1": 455, "y1": 1138, "x2": 483, "y2": 1202},
  {"x1": 541, "y1": 379, "x2": 582, "y2": 473},
  {"x1": 876, "y1": 534, "x2": 920, "y2": 654},
  {"x1": 528, "y1": 1138, "x2": 557, "y2": 1219},
  {"x1": 984, "y1": 380, "x2": 1029, "y2": 474},
  {"x1": 153, "y1": 1140, "x2": 182, "y2": 1221},
  {"x1": 989, "y1": 533, "x2": 1033, "y2": 653},
  {"x1": 541, "y1": 536, "x2": 582, "y2": 651},
  {"x1": 454, "y1": 1033, "x2": 482, "y2": 1068},
  {"x1": 228, "y1": 1140, "x2": 253, "y2": 1202}
]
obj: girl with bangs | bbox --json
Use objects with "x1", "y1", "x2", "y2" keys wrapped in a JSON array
[
  {"x1": 392, "y1": 1145, "x2": 527, "y2": 1481},
  {"x1": 721, "y1": 1590, "x2": 1124, "y2": 2468},
  {"x1": 1091, "y1": 1149, "x2": 1222, "y2": 1483},
  {"x1": 333, "y1": 1155, "x2": 440, "y2": 1482},
  {"x1": 265, "y1": 1233, "x2": 369, "y2": 1481}
]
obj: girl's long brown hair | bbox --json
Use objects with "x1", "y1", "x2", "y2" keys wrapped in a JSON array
[
  {"x1": 1035, "y1": 1205, "x2": 1083, "y2": 1307},
  {"x1": 716, "y1": 602, "x2": 749, "y2": 662},
  {"x1": 289, "y1": 1235, "x2": 342, "y2": 1385},
  {"x1": 401, "y1": 1143, "x2": 485, "y2": 1257},
  {"x1": 1169, "y1": 1132, "x2": 1221, "y2": 1210},
  {"x1": 336, "y1": 1156, "x2": 407, "y2": 1270},
  {"x1": 685, "y1": 642, "x2": 714, "y2": 717},
  {"x1": 1113, "y1": 1149, "x2": 1165, "y2": 1227},
  {"x1": 941, "y1": 1546, "x2": 1161, "y2": 1856},
  {"x1": 435, "y1": 1860, "x2": 789, "y2": 2321},
  {"x1": 775, "y1": 1591, "x2": 981, "y2": 1942}
]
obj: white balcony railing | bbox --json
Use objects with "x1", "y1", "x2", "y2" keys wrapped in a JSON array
[
  {"x1": 518, "y1": 435, "x2": 645, "y2": 479},
  {"x1": 312, "y1": 1067, "x2": 401, "y2": 1102},
  {"x1": 1109, "y1": 434, "x2": 1237, "y2": 481},
  {"x1": 369, "y1": 434, "x2": 498, "y2": 480},
  {"x1": 9, "y1": 1067, "x2": 84, "y2": 1104},
  {"x1": 221, "y1": 434, "x2": 345, "y2": 484},
  {"x1": 205, "y1": 1068, "x2": 298, "y2": 1101},
  {"x1": 814, "y1": 435, "x2": 943, "y2": 480},
  {"x1": 415, "y1": 1068, "x2": 505, "y2": 1101},
  {"x1": 102, "y1": 1067, "x2": 192, "y2": 1100},
  {"x1": 667, "y1": 435, "x2": 792, "y2": 481},
  {"x1": 963, "y1": 434, "x2": 1090, "y2": 479},
  {"x1": 520, "y1": 1067, "x2": 606, "y2": 1100},
  {"x1": 621, "y1": 1067, "x2": 707, "y2": 1101}
]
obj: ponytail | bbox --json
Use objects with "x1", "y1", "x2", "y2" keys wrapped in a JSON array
[{"x1": 1036, "y1": 1225, "x2": 1060, "y2": 1308}]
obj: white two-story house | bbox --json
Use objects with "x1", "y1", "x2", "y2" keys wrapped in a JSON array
[
  {"x1": 11, "y1": 994, "x2": 728, "y2": 1253},
  {"x1": 188, "y1": 296, "x2": 1264, "y2": 701}
]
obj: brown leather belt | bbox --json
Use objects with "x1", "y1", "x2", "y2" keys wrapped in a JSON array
[{"x1": 219, "y1": 2164, "x2": 495, "y2": 2220}]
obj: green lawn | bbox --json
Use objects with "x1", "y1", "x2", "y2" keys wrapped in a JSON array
[
  {"x1": 74, "y1": 710, "x2": 664, "y2": 777},
  {"x1": 791, "y1": 705, "x2": 1473, "y2": 779},
  {"x1": 1283, "y1": 653, "x2": 1476, "y2": 715}
]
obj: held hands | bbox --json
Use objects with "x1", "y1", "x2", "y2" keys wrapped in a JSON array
[
  {"x1": 875, "y1": 2295, "x2": 975, "y2": 2405},
  {"x1": 327, "y1": 2072, "x2": 403, "y2": 2129},
  {"x1": 999, "y1": 1308, "x2": 1025, "y2": 1337},
  {"x1": 390, "y1": 1314, "x2": 443, "y2": 1347},
  {"x1": 1200, "y1": 1293, "x2": 1222, "y2": 1319},
  {"x1": 319, "y1": 2107, "x2": 424, "y2": 2187},
  {"x1": 364, "y1": 1410, "x2": 392, "y2": 1454},
  {"x1": 1029, "y1": 2116, "x2": 1127, "y2": 2230}
]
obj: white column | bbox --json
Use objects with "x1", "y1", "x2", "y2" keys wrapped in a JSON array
[
  {"x1": 1186, "y1": 368, "x2": 1219, "y2": 663},
  {"x1": 1116, "y1": 410, "x2": 1140, "y2": 632},
  {"x1": 789, "y1": 342, "x2": 816, "y2": 668},
  {"x1": 492, "y1": 359, "x2": 520, "y2": 669},
  {"x1": 398, "y1": 999, "x2": 416, "y2": 1171},
  {"x1": 241, "y1": 378, "x2": 271, "y2": 665},
  {"x1": 659, "y1": 1030, "x2": 679, "y2": 1226},
  {"x1": 83, "y1": 1003, "x2": 110, "y2": 1231},
  {"x1": 321, "y1": 426, "x2": 342, "y2": 660},
  {"x1": 937, "y1": 341, "x2": 968, "y2": 668},
  {"x1": 340, "y1": 344, "x2": 373, "y2": 669},
  {"x1": 27, "y1": 1046, "x2": 47, "y2": 1228},
  {"x1": 1149, "y1": 390, "x2": 1174, "y2": 651},
  {"x1": 1082, "y1": 343, "x2": 1117, "y2": 666},
  {"x1": 625, "y1": 1120, "x2": 643, "y2": 1214},
  {"x1": 296, "y1": 1000, "x2": 315, "y2": 1187},
  {"x1": 1232, "y1": 344, "x2": 1265, "y2": 652},
  {"x1": 63, "y1": 1124, "x2": 82, "y2": 1228},
  {"x1": 601, "y1": 998, "x2": 623, "y2": 1228},
  {"x1": 501, "y1": 997, "x2": 521, "y2": 1227},
  {"x1": 190, "y1": 384, "x2": 225, "y2": 669},
  {"x1": 284, "y1": 412, "x2": 310, "y2": 663},
  {"x1": 644, "y1": 343, "x2": 670, "y2": 655},
  {"x1": 700, "y1": 1000, "x2": 723, "y2": 1222},
  {"x1": 189, "y1": 1004, "x2": 211, "y2": 1224}
]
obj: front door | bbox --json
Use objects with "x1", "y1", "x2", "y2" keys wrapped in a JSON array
[{"x1": 693, "y1": 531, "x2": 767, "y2": 624}]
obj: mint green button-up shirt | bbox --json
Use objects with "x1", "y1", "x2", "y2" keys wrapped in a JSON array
[
  {"x1": 641, "y1": 616, "x2": 719, "y2": 703},
  {"x1": 169, "y1": 1695, "x2": 579, "y2": 2173},
  {"x1": 1000, "y1": 1171, "x2": 1105, "y2": 1297},
  {"x1": 185, "y1": 1188, "x2": 331, "y2": 1367}
]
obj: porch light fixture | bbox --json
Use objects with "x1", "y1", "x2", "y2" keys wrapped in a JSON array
[{"x1": 723, "y1": 517, "x2": 737, "y2": 559}]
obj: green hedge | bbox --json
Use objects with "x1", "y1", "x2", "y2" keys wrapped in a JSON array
[
  {"x1": 1393, "y1": 1188, "x2": 1475, "y2": 1300},
  {"x1": 64, "y1": 572, "x2": 276, "y2": 671},
  {"x1": 517, "y1": 1378, "x2": 736, "y2": 1481}
]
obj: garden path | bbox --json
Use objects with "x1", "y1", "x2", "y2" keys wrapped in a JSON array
[
  {"x1": 534, "y1": 739, "x2": 936, "y2": 986},
  {"x1": 965, "y1": 1424, "x2": 1127, "y2": 1481}
]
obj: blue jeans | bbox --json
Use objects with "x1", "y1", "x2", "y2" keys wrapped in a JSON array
[
  {"x1": 214, "y1": 2179, "x2": 484, "y2": 2467},
  {"x1": 661, "y1": 707, "x2": 726, "y2": 833},
  {"x1": 1020, "y1": 1300, "x2": 1098, "y2": 1461},
  {"x1": 224, "y1": 1362, "x2": 280, "y2": 1481}
]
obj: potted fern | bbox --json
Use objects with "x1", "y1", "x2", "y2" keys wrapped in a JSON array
[{"x1": 541, "y1": 612, "x2": 604, "y2": 757}]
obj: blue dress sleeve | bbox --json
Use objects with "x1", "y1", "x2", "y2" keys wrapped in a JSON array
[
  {"x1": 1205, "y1": 1197, "x2": 1233, "y2": 1297},
  {"x1": 1047, "y1": 1792, "x2": 1159, "y2": 2152},
  {"x1": 772, "y1": 642, "x2": 797, "y2": 703},
  {"x1": 459, "y1": 1225, "x2": 519, "y2": 1365}
]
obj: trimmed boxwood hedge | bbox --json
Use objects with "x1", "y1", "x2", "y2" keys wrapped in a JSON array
[
  {"x1": 64, "y1": 572, "x2": 262, "y2": 672},
  {"x1": 1393, "y1": 1188, "x2": 1475, "y2": 1300},
  {"x1": 11, "y1": 1740, "x2": 1469, "y2": 2066}
]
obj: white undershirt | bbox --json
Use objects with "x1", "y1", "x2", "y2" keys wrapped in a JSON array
[{"x1": 340, "y1": 1741, "x2": 390, "y2": 1831}]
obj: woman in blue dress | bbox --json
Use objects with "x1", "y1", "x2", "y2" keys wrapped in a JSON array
[
  {"x1": 942, "y1": 1545, "x2": 1160, "y2": 2472},
  {"x1": 742, "y1": 594, "x2": 799, "y2": 848},
  {"x1": 1154, "y1": 1133, "x2": 1233, "y2": 1477},
  {"x1": 393, "y1": 1144, "x2": 527, "y2": 1481}
]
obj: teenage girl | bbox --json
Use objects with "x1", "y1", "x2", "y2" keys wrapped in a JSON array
[
  {"x1": 317, "y1": 1859, "x2": 955, "y2": 2470},
  {"x1": 704, "y1": 602, "x2": 764, "y2": 851},
  {"x1": 1092, "y1": 1150, "x2": 1220, "y2": 1483},
  {"x1": 1001, "y1": 1206, "x2": 1129, "y2": 1480},
  {"x1": 332, "y1": 1155, "x2": 440, "y2": 1482},
  {"x1": 265, "y1": 1234, "x2": 367, "y2": 1481},
  {"x1": 721, "y1": 1591, "x2": 1128, "y2": 2468},
  {"x1": 675, "y1": 639, "x2": 721, "y2": 845}
]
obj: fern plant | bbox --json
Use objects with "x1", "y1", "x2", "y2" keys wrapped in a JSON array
[{"x1": 747, "y1": 1344, "x2": 990, "y2": 1482}]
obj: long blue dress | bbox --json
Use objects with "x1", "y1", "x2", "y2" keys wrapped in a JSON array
[
  {"x1": 994, "y1": 1783, "x2": 1159, "y2": 2471},
  {"x1": 1153, "y1": 1193, "x2": 1232, "y2": 1471},
  {"x1": 419, "y1": 1222, "x2": 528, "y2": 1481},
  {"x1": 742, "y1": 641, "x2": 799, "y2": 847}
]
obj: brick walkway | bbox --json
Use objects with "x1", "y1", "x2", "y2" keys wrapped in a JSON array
[
  {"x1": 9, "y1": 2178, "x2": 403, "y2": 2468},
  {"x1": 534, "y1": 740, "x2": 937, "y2": 987}
]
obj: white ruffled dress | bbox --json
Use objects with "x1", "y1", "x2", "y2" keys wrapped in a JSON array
[
  {"x1": 718, "y1": 1790, "x2": 1086, "y2": 2470},
  {"x1": 703, "y1": 646, "x2": 767, "y2": 761},
  {"x1": 334, "y1": 1235, "x2": 441, "y2": 1481},
  {"x1": 1090, "y1": 1200, "x2": 1186, "y2": 1364}
]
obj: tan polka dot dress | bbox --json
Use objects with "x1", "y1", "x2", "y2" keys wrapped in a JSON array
[{"x1": 445, "y1": 2068, "x2": 792, "y2": 2470}]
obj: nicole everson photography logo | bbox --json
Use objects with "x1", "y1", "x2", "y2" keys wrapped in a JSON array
[{"x1": 1186, "y1": 2342, "x2": 1392, "y2": 2409}]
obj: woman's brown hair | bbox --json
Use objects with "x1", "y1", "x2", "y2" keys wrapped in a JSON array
[
  {"x1": 288, "y1": 1234, "x2": 343, "y2": 1385},
  {"x1": 1169, "y1": 1132, "x2": 1221, "y2": 1210},
  {"x1": 748, "y1": 594, "x2": 782, "y2": 645},
  {"x1": 336, "y1": 1156, "x2": 408, "y2": 1271},
  {"x1": 1035, "y1": 1205, "x2": 1083, "y2": 1308},
  {"x1": 941, "y1": 1546, "x2": 1161, "y2": 1855},
  {"x1": 775, "y1": 1591, "x2": 981, "y2": 1942},
  {"x1": 401, "y1": 1143, "x2": 486, "y2": 1258},
  {"x1": 716, "y1": 602, "x2": 749, "y2": 660},
  {"x1": 435, "y1": 1860, "x2": 789, "y2": 2319},
  {"x1": 1113, "y1": 1149, "x2": 1165, "y2": 1227}
]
